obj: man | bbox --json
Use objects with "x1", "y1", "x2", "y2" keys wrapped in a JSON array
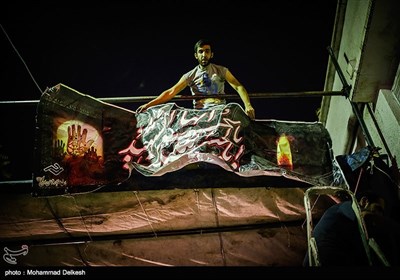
[
  {"x1": 136, "y1": 39, "x2": 255, "y2": 119},
  {"x1": 303, "y1": 191, "x2": 400, "y2": 266}
]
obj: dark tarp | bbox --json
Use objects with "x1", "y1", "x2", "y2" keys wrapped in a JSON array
[
  {"x1": 32, "y1": 84, "x2": 335, "y2": 197},
  {"x1": 0, "y1": 84, "x2": 342, "y2": 267}
]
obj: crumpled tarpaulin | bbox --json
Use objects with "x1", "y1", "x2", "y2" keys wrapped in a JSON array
[
  {"x1": 0, "y1": 186, "x2": 334, "y2": 266},
  {"x1": 32, "y1": 84, "x2": 336, "y2": 196}
]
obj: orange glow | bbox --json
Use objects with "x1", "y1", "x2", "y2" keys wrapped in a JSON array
[{"x1": 276, "y1": 134, "x2": 293, "y2": 170}]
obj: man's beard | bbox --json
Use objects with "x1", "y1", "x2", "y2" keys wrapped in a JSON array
[{"x1": 200, "y1": 59, "x2": 211, "y2": 67}]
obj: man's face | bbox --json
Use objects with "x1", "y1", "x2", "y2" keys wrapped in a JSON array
[{"x1": 195, "y1": 45, "x2": 213, "y2": 67}]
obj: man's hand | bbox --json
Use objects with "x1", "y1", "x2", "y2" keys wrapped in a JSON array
[
  {"x1": 136, "y1": 104, "x2": 148, "y2": 114},
  {"x1": 245, "y1": 104, "x2": 255, "y2": 120}
]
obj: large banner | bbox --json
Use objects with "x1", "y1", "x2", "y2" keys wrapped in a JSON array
[{"x1": 33, "y1": 84, "x2": 335, "y2": 196}]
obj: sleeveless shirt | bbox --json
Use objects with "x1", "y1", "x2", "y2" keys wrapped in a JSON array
[{"x1": 183, "y1": 63, "x2": 228, "y2": 109}]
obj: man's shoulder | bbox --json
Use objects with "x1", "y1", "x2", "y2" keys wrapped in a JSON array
[
  {"x1": 209, "y1": 64, "x2": 228, "y2": 76},
  {"x1": 322, "y1": 201, "x2": 353, "y2": 217},
  {"x1": 210, "y1": 63, "x2": 227, "y2": 69}
]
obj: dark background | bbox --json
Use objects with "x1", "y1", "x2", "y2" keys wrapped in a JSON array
[{"x1": 0, "y1": 0, "x2": 338, "y2": 181}]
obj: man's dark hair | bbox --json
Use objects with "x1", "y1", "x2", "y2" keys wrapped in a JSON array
[
  {"x1": 358, "y1": 190, "x2": 386, "y2": 215},
  {"x1": 194, "y1": 39, "x2": 212, "y2": 53}
]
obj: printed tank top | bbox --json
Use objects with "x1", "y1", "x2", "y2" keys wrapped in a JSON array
[{"x1": 183, "y1": 63, "x2": 228, "y2": 109}]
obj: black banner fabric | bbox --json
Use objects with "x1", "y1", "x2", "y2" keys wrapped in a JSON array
[{"x1": 33, "y1": 84, "x2": 335, "y2": 196}]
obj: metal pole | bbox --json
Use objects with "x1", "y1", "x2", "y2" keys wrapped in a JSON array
[
  {"x1": 0, "y1": 90, "x2": 345, "y2": 105},
  {"x1": 0, "y1": 219, "x2": 304, "y2": 248},
  {"x1": 366, "y1": 103, "x2": 394, "y2": 161},
  {"x1": 327, "y1": 46, "x2": 351, "y2": 98},
  {"x1": 326, "y1": 46, "x2": 375, "y2": 148}
]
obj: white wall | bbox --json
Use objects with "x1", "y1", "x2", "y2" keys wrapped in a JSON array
[{"x1": 323, "y1": 0, "x2": 400, "y2": 167}]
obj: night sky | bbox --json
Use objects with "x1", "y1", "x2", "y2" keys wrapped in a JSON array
[{"x1": 1, "y1": 0, "x2": 337, "y2": 180}]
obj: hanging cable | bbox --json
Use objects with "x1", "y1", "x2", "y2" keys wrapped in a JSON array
[
  {"x1": 0, "y1": 24, "x2": 43, "y2": 95},
  {"x1": 133, "y1": 191, "x2": 157, "y2": 237}
]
